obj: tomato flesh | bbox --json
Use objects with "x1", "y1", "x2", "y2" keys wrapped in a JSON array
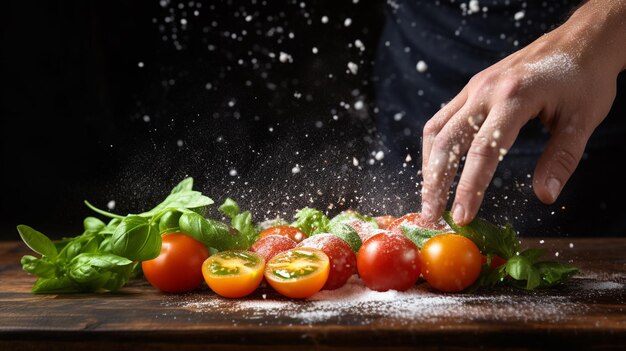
[
  {"x1": 250, "y1": 234, "x2": 297, "y2": 261},
  {"x1": 142, "y1": 233, "x2": 209, "y2": 293},
  {"x1": 264, "y1": 248, "x2": 330, "y2": 298},
  {"x1": 259, "y1": 225, "x2": 307, "y2": 243},
  {"x1": 297, "y1": 234, "x2": 356, "y2": 290},
  {"x1": 202, "y1": 250, "x2": 265, "y2": 298},
  {"x1": 357, "y1": 233, "x2": 421, "y2": 292},
  {"x1": 421, "y1": 234, "x2": 482, "y2": 292}
]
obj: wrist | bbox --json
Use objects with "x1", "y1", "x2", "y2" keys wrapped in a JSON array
[{"x1": 562, "y1": 0, "x2": 626, "y2": 74}]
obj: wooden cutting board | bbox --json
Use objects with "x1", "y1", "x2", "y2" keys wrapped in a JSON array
[{"x1": 0, "y1": 238, "x2": 624, "y2": 350}]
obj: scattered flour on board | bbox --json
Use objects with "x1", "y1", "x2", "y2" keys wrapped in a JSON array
[{"x1": 161, "y1": 274, "x2": 626, "y2": 325}]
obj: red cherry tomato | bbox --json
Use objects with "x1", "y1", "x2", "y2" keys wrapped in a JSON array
[
  {"x1": 481, "y1": 255, "x2": 507, "y2": 269},
  {"x1": 420, "y1": 234, "x2": 482, "y2": 292},
  {"x1": 250, "y1": 234, "x2": 297, "y2": 262},
  {"x1": 388, "y1": 213, "x2": 450, "y2": 232},
  {"x1": 357, "y1": 233, "x2": 421, "y2": 292},
  {"x1": 375, "y1": 215, "x2": 396, "y2": 230},
  {"x1": 259, "y1": 226, "x2": 307, "y2": 243},
  {"x1": 142, "y1": 233, "x2": 209, "y2": 293},
  {"x1": 297, "y1": 234, "x2": 357, "y2": 290}
]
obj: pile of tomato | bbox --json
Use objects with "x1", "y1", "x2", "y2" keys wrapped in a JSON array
[{"x1": 141, "y1": 213, "x2": 506, "y2": 298}]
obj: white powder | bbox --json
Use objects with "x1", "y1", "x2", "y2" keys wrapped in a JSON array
[
  {"x1": 523, "y1": 52, "x2": 578, "y2": 83},
  {"x1": 347, "y1": 62, "x2": 358, "y2": 74},
  {"x1": 170, "y1": 276, "x2": 583, "y2": 325},
  {"x1": 579, "y1": 281, "x2": 624, "y2": 290},
  {"x1": 278, "y1": 52, "x2": 293, "y2": 63},
  {"x1": 416, "y1": 60, "x2": 428, "y2": 73}
]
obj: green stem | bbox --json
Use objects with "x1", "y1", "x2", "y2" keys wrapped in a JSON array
[{"x1": 84, "y1": 201, "x2": 125, "y2": 219}]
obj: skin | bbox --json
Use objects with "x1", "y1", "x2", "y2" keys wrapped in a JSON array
[{"x1": 421, "y1": 0, "x2": 626, "y2": 225}]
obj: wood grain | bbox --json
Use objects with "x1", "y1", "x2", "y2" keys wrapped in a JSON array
[{"x1": 1, "y1": 238, "x2": 625, "y2": 350}]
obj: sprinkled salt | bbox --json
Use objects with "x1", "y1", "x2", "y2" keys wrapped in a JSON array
[
  {"x1": 347, "y1": 62, "x2": 358, "y2": 74},
  {"x1": 321, "y1": 16, "x2": 329, "y2": 24},
  {"x1": 142, "y1": 115, "x2": 151, "y2": 122},
  {"x1": 171, "y1": 275, "x2": 581, "y2": 325},
  {"x1": 352, "y1": 157, "x2": 359, "y2": 166},
  {"x1": 312, "y1": 47, "x2": 318, "y2": 54},
  {"x1": 344, "y1": 18, "x2": 352, "y2": 27},
  {"x1": 229, "y1": 169, "x2": 238, "y2": 177},
  {"x1": 291, "y1": 165, "x2": 301, "y2": 174},
  {"x1": 107, "y1": 200, "x2": 116, "y2": 210},
  {"x1": 176, "y1": 139, "x2": 183, "y2": 147},
  {"x1": 354, "y1": 100, "x2": 364, "y2": 110},
  {"x1": 416, "y1": 60, "x2": 428, "y2": 73},
  {"x1": 393, "y1": 112, "x2": 404, "y2": 121},
  {"x1": 205, "y1": 83, "x2": 213, "y2": 90},
  {"x1": 137, "y1": 61, "x2": 144, "y2": 68},
  {"x1": 374, "y1": 151, "x2": 385, "y2": 161},
  {"x1": 279, "y1": 52, "x2": 293, "y2": 63},
  {"x1": 354, "y1": 39, "x2": 365, "y2": 51},
  {"x1": 514, "y1": 10, "x2": 525, "y2": 21},
  {"x1": 524, "y1": 52, "x2": 577, "y2": 83}
]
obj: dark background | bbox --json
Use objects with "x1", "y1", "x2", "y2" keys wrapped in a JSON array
[{"x1": 2, "y1": 0, "x2": 625, "y2": 240}]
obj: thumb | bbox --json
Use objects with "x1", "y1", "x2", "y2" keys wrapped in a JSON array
[{"x1": 533, "y1": 128, "x2": 590, "y2": 204}]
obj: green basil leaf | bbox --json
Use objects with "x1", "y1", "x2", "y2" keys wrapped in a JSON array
[
  {"x1": 17, "y1": 225, "x2": 58, "y2": 258},
  {"x1": 111, "y1": 216, "x2": 162, "y2": 261},
  {"x1": 21, "y1": 255, "x2": 57, "y2": 278},
  {"x1": 32, "y1": 276, "x2": 79, "y2": 294},
  {"x1": 179, "y1": 212, "x2": 248, "y2": 251},
  {"x1": 231, "y1": 211, "x2": 257, "y2": 248},
  {"x1": 68, "y1": 253, "x2": 133, "y2": 285},
  {"x1": 398, "y1": 223, "x2": 449, "y2": 248},
  {"x1": 292, "y1": 207, "x2": 330, "y2": 235},
  {"x1": 100, "y1": 218, "x2": 122, "y2": 235},
  {"x1": 101, "y1": 264, "x2": 134, "y2": 292},
  {"x1": 328, "y1": 211, "x2": 379, "y2": 228},
  {"x1": 169, "y1": 177, "x2": 194, "y2": 194},
  {"x1": 325, "y1": 222, "x2": 362, "y2": 252},
  {"x1": 465, "y1": 264, "x2": 508, "y2": 293},
  {"x1": 158, "y1": 210, "x2": 182, "y2": 234},
  {"x1": 83, "y1": 217, "x2": 106, "y2": 233},
  {"x1": 58, "y1": 240, "x2": 84, "y2": 261},
  {"x1": 219, "y1": 198, "x2": 240, "y2": 219},
  {"x1": 442, "y1": 212, "x2": 519, "y2": 259},
  {"x1": 536, "y1": 261, "x2": 579, "y2": 287},
  {"x1": 142, "y1": 191, "x2": 213, "y2": 217}
]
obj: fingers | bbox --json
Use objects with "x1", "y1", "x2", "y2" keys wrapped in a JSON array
[
  {"x1": 422, "y1": 89, "x2": 468, "y2": 174},
  {"x1": 451, "y1": 103, "x2": 530, "y2": 225},
  {"x1": 421, "y1": 103, "x2": 486, "y2": 222},
  {"x1": 533, "y1": 123, "x2": 590, "y2": 204}
]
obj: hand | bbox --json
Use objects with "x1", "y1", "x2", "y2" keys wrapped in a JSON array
[{"x1": 420, "y1": 0, "x2": 626, "y2": 226}]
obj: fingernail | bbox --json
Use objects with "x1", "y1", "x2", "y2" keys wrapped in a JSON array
[
  {"x1": 452, "y1": 203, "x2": 465, "y2": 224},
  {"x1": 422, "y1": 201, "x2": 433, "y2": 220},
  {"x1": 546, "y1": 177, "x2": 562, "y2": 202}
]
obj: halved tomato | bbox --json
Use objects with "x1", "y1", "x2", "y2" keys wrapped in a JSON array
[
  {"x1": 264, "y1": 248, "x2": 330, "y2": 298},
  {"x1": 202, "y1": 250, "x2": 265, "y2": 298}
]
